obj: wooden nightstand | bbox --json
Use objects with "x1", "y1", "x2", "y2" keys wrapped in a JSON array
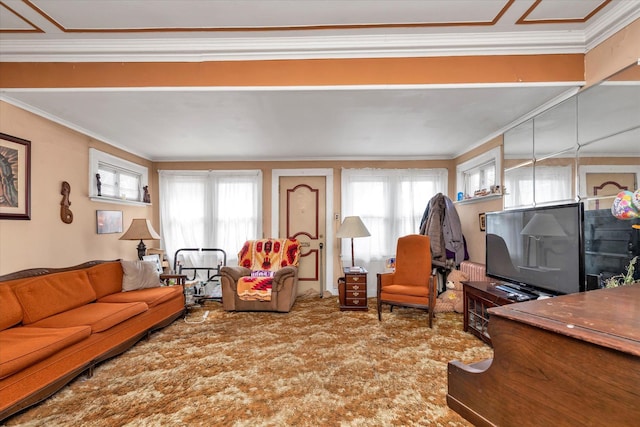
[{"x1": 339, "y1": 268, "x2": 368, "y2": 311}]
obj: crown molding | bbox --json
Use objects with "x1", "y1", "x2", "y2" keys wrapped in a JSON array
[
  {"x1": 1, "y1": 1, "x2": 637, "y2": 62},
  {"x1": 0, "y1": 30, "x2": 589, "y2": 62},
  {"x1": 585, "y1": 1, "x2": 640, "y2": 50}
]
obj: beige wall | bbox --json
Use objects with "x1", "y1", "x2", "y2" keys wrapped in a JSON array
[
  {"x1": 0, "y1": 102, "x2": 154, "y2": 274},
  {"x1": 585, "y1": 18, "x2": 640, "y2": 86}
]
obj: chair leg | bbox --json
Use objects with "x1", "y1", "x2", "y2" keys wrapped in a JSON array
[
  {"x1": 428, "y1": 274, "x2": 436, "y2": 328},
  {"x1": 376, "y1": 274, "x2": 383, "y2": 321}
]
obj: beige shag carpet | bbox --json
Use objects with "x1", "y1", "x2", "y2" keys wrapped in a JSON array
[{"x1": 5, "y1": 296, "x2": 493, "y2": 426}]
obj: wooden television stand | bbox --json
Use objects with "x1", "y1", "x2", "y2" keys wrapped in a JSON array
[{"x1": 448, "y1": 284, "x2": 640, "y2": 426}]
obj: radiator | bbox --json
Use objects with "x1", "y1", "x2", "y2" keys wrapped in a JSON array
[{"x1": 460, "y1": 261, "x2": 490, "y2": 282}]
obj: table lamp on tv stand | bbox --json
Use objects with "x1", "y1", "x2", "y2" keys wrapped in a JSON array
[{"x1": 336, "y1": 216, "x2": 371, "y2": 271}]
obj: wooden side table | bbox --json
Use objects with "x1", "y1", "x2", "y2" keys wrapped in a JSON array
[
  {"x1": 462, "y1": 281, "x2": 513, "y2": 346},
  {"x1": 339, "y1": 268, "x2": 368, "y2": 311}
]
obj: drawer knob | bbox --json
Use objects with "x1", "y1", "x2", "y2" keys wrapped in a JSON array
[
  {"x1": 352, "y1": 285, "x2": 360, "y2": 290},
  {"x1": 352, "y1": 277, "x2": 360, "y2": 281},
  {"x1": 352, "y1": 292, "x2": 360, "y2": 297},
  {"x1": 353, "y1": 299, "x2": 360, "y2": 304}
]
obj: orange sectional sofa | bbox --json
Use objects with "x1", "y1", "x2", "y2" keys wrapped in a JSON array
[{"x1": 0, "y1": 260, "x2": 185, "y2": 421}]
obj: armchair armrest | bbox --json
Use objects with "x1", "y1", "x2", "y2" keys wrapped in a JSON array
[
  {"x1": 220, "y1": 266, "x2": 251, "y2": 283},
  {"x1": 376, "y1": 272, "x2": 395, "y2": 300},
  {"x1": 273, "y1": 266, "x2": 298, "y2": 291},
  {"x1": 376, "y1": 272, "x2": 395, "y2": 288}
]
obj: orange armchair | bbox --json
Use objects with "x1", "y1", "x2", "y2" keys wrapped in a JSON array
[{"x1": 377, "y1": 234, "x2": 438, "y2": 328}]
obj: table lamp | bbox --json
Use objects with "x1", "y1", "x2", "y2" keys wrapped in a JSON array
[
  {"x1": 120, "y1": 218, "x2": 161, "y2": 259},
  {"x1": 520, "y1": 213, "x2": 566, "y2": 267},
  {"x1": 336, "y1": 216, "x2": 371, "y2": 268}
]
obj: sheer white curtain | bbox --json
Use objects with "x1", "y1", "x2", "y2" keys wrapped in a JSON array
[
  {"x1": 505, "y1": 165, "x2": 572, "y2": 208},
  {"x1": 534, "y1": 165, "x2": 573, "y2": 205},
  {"x1": 504, "y1": 167, "x2": 534, "y2": 208},
  {"x1": 340, "y1": 168, "x2": 447, "y2": 272},
  {"x1": 158, "y1": 170, "x2": 262, "y2": 271}
]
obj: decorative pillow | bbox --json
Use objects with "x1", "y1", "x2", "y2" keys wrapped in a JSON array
[
  {"x1": 250, "y1": 270, "x2": 275, "y2": 278},
  {"x1": 121, "y1": 260, "x2": 160, "y2": 292}
]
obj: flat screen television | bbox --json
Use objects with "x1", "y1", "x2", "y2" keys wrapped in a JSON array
[{"x1": 485, "y1": 202, "x2": 585, "y2": 295}]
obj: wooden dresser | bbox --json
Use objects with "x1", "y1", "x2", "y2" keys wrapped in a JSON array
[
  {"x1": 448, "y1": 284, "x2": 640, "y2": 426},
  {"x1": 339, "y1": 268, "x2": 368, "y2": 311}
]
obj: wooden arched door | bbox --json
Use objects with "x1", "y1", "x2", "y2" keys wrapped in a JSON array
[{"x1": 278, "y1": 176, "x2": 326, "y2": 296}]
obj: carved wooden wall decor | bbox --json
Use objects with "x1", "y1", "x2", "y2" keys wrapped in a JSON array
[{"x1": 60, "y1": 181, "x2": 73, "y2": 224}]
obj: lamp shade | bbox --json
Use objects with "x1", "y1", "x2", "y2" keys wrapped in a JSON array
[
  {"x1": 520, "y1": 213, "x2": 566, "y2": 237},
  {"x1": 119, "y1": 218, "x2": 161, "y2": 241},
  {"x1": 120, "y1": 219, "x2": 161, "y2": 260},
  {"x1": 336, "y1": 216, "x2": 371, "y2": 238}
]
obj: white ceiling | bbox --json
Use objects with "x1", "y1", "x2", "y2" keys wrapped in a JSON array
[{"x1": 1, "y1": 0, "x2": 639, "y2": 161}]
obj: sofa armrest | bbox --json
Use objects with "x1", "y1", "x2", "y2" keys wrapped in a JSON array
[{"x1": 273, "y1": 266, "x2": 298, "y2": 292}]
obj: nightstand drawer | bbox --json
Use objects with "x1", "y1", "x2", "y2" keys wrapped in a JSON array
[
  {"x1": 346, "y1": 282, "x2": 364, "y2": 291},
  {"x1": 346, "y1": 275, "x2": 365, "y2": 284},
  {"x1": 346, "y1": 289, "x2": 365, "y2": 299},
  {"x1": 346, "y1": 296, "x2": 367, "y2": 307}
]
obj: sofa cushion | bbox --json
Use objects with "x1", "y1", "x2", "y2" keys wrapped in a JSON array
[
  {"x1": 14, "y1": 270, "x2": 97, "y2": 325},
  {"x1": 0, "y1": 285, "x2": 23, "y2": 331},
  {"x1": 27, "y1": 302, "x2": 148, "y2": 333},
  {"x1": 86, "y1": 261, "x2": 124, "y2": 299},
  {"x1": 121, "y1": 260, "x2": 160, "y2": 292},
  {"x1": 381, "y1": 284, "x2": 430, "y2": 298},
  {"x1": 98, "y1": 285, "x2": 183, "y2": 308},
  {"x1": 0, "y1": 325, "x2": 92, "y2": 380}
]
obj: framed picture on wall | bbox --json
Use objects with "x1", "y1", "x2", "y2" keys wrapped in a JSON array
[
  {"x1": 479, "y1": 213, "x2": 486, "y2": 232},
  {"x1": 96, "y1": 210, "x2": 123, "y2": 234},
  {"x1": 0, "y1": 133, "x2": 31, "y2": 220}
]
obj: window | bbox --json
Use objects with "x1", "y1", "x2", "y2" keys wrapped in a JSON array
[
  {"x1": 89, "y1": 148, "x2": 148, "y2": 204},
  {"x1": 464, "y1": 161, "x2": 495, "y2": 197},
  {"x1": 456, "y1": 147, "x2": 501, "y2": 200},
  {"x1": 341, "y1": 168, "x2": 447, "y2": 267},
  {"x1": 158, "y1": 170, "x2": 262, "y2": 267},
  {"x1": 97, "y1": 163, "x2": 141, "y2": 200}
]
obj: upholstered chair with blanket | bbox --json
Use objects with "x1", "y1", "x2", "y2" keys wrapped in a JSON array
[
  {"x1": 220, "y1": 238, "x2": 301, "y2": 312},
  {"x1": 377, "y1": 234, "x2": 438, "y2": 328}
]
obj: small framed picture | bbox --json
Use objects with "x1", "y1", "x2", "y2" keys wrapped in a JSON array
[
  {"x1": 96, "y1": 210, "x2": 123, "y2": 234},
  {"x1": 479, "y1": 213, "x2": 486, "y2": 232},
  {"x1": 142, "y1": 254, "x2": 163, "y2": 274}
]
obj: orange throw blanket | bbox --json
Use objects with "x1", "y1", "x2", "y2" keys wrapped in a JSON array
[{"x1": 236, "y1": 239, "x2": 300, "y2": 301}]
